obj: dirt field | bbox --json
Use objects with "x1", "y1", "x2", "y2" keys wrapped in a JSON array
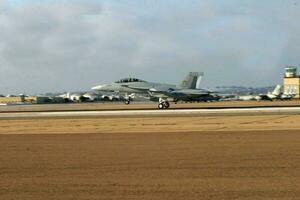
[
  {"x1": 1, "y1": 114, "x2": 300, "y2": 134},
  {"x1": 0, "y1": 114, "x2": 300, "y2": 199}
]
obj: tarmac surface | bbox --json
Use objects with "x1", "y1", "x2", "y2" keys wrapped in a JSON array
[
  {"x1": 1, "y1": 106, "x2": 300, "y2": 119},
  {"x1": 0, "y1": 101, "x2": 300, "y2": 199},
  {"x1": 1, "y1": 100, "x2": 300, "y2": 112}
]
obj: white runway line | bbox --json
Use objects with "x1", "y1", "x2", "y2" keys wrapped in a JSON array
[{"x1": 1, "y1": 107, "x2": 300, "y2": 118}]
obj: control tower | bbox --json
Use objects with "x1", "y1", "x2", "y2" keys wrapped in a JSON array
[
  {"x1": 285, "y1": 65, "x2": 297, "y2": 78},
  {"x1": 283, "y1": 65, "x2": 300, "y2": 98}
]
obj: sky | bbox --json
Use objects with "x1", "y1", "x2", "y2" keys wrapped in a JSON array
[{"x1": 0, "y1": 0, "x2": 299, "y2": 94}]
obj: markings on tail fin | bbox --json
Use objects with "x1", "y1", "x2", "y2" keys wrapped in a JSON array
[
  {"x1": 196, "y1": 74, "x2": 204, "y2": 89},
  {"x1": 178, "y1": 72, "x2": 204, "y2": 89}
]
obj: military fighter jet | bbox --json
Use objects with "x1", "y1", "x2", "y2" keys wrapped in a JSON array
[
  {"x1": 92, "y1": 72, "x2": 203, "y2": 104},
  {"x1": 114, "y1": 76, "x2": 220, "y2": 109}
]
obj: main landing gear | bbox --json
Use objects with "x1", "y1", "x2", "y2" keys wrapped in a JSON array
[
  {"x1": 124, "y1": 93, "x2": 134, "y2": 105},
  {"x1": 158, "y1": 100, "x2": 170, "y2": 109}
]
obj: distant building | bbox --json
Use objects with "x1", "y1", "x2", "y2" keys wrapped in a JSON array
[
  {"x1": 283, "y1": 65, "x2": 300, "y2": 98},
  {"x1": 24, "y1": 96, "x2": 65, "y2": 104},
  {"x1": 0, "y1": 96, "x2": 25, "y2": 104}
]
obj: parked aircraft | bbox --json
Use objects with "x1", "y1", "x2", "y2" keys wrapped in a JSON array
[
  {"x1": 239, "y1": 85, "x2": 293, "y2": 101},
  {"x1": 280, "y1": 93, "x2": 294, "y2": 100},
  {"x1": 92, "y1": 72, "x2": 203, "y2": 104}
]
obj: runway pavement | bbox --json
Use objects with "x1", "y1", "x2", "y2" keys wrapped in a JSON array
[{"x1": 1, "y1": 106, "x2": 300, "y2": 118}]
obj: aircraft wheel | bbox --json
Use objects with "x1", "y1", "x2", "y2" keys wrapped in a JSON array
[
  {"x1": 158, "y1": 103, "x2": 164, "y2": 109},
  {"x1": 163, "y1": 101, "x2": 170, "y2": 108},
  {"x1": 124, "y1": 100, "x2": 130, "y2": 105}
]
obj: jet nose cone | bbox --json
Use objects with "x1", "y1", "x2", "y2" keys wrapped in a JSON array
[{"x1": 91, "y1": 84, "x2": 106, "y2": 90}]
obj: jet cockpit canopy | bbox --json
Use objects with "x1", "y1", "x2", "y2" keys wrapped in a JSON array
[{"x1": 115, "y1": 78, "x2": 145, "y2": 83}]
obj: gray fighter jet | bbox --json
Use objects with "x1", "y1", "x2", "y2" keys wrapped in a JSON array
[{"x1": 92, "y1": 72, "x2": 203, "y2": 104}]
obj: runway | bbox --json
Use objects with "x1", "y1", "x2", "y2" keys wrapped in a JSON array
[{"x1": 1, "y1": 106, "x2": 300, "y2": 118}]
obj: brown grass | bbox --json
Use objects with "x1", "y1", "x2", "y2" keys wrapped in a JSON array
[
  {"x1": 0, "y1": 114, "x2": 299, "y2": 134},
  {"x1": 0, "y1": 114, "x2": 300, "y2": 199}
]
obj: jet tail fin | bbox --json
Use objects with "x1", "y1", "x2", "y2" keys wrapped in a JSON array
[
  {"x1": 178, "y1": 72, "x2": 204, "y2": 89},
  {"x1": 272, "y1": 85, "x2": 282, "y2": 96}
]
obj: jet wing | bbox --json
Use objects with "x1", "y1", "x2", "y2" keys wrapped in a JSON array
[
  {"x1": 148, "y1": 89, "x2": 206, "y2": 98},
  {"x1": 121, "y1": 85, "x2": 177, "y2": 98}
]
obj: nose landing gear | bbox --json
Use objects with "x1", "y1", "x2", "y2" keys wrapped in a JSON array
[{"x1": 158, "y1": 100, "x2": 170, "y2": 109}]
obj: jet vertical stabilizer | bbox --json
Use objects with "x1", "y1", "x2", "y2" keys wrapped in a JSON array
[
  {"x1": 178, "y1": 72, "x2": 204, "y2": 89},
  {"x1": 271, "y1": 85, "x2": 282, "y2": 96}
]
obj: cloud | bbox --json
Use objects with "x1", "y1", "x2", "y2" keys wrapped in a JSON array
[{"x1": 0, "y1": 0, "x2": 300, "y2": 94}]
